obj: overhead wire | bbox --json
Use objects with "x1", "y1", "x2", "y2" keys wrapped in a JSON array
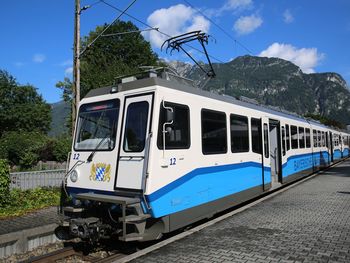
[
  {"x1": 182, "y1": 0, "x2": 253, "y2": 55},
  {"x1": 79, "y1": 0, "x2": 139, "y2": 57},
  {"x1": 100, "y1": 0, "x2": 227, "y2": 64},
  {"x1": 84, "y1": 0, "x2": 103, "y2": 9},
  {"x1": 101, "y1": 28, "x2": 157, "y2": 37}
]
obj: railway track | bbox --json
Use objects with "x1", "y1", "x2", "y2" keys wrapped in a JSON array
[{"x1": 22, "y1": 245, "x2": 129, "y2": 263}]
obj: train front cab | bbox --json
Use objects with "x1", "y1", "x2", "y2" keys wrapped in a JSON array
[{"x1": 60, "y1": 83, "x2": 170, "y2": 242}]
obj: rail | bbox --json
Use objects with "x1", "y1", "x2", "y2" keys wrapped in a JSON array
[{"x1": 9, "y1": 169, "x2": 66, "y2": 190}]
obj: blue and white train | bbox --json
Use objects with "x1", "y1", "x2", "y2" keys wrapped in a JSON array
[{"x1": 59, "y1": 69, "x2": 350, "y2": 242}]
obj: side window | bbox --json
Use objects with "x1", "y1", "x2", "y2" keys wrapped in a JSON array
[
  {"x1": 322, "y1": 132, "x2": 326, "y2": 147},
  {"x1": 251, "y1": 118, "x2": 262, "y2": 154},
  {"x1": 291, "y1": 125, "x2": 298, "y2": 149},
  {"x1": 313, "y1": 129, "x2": 317, "y2": 148},
  {"x1": 230, "y1": 114, "x2": 249, "y2": 153},
  {"x1": 282, "y1": 126, "x2": 286, "y2": 156},
  {"x1": 263, "y1": 123, "x2": 269, "y2": 158},
  {"x1": 157, "y1": 102, "x2": 190, "y2": 149},
  {"x1": 201, "y1": 109, "x2": 227, "y2": 154},
  {"x1": 286, "y1": 124, "x2": 290, "y2": 151},
  {"x1": 299, "y1": 127, "x2": 305, "y2": 148},
  {"x1": 317, "y1": 131, "x2": 321, "y2": 147},
  {"x1": 305, "y1": 128, "x2": 311, "y2": 148},
  {"x1": 124, "y1": 101, "x2": 149, "y2": 152}
]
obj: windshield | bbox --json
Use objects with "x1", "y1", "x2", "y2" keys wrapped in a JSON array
[{"x1": 74, "y1": 99, "x2": 120, "y2": 151}]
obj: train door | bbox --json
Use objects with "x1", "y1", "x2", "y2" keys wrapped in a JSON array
[
  {"x1": 329, "y1": 132, "x2": 334, "y2": 162},
  {"x1": 261, "y1": 117, "x2": 270, "y2": 191},
  {"x1": 115, "y1": 93, "x2": 154, "y2": 191},
  {"x1": 269, "y1": 119, "x2": 282, "y2": 188}
]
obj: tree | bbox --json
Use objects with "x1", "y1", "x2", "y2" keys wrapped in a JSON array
[
  {"x1": 0, "y1": 70, "x2": 51, "y2": 137},
  {"x1": 79, "y1": 21, "x2": 159, "y2": 97},
  {"x1": 304, "y1": 113, "x2": 345, "y2": 129},
  {"x1": 0, "y1": 131, "x2": 48, "y2": 168},
  {"x1": 0, "y1": 159, "x2": 10, "y2": 206},
  {"x1": 57, "y1": 20, "x2": 159, "y2": 103}
]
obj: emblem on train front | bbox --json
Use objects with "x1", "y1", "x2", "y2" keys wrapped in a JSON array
[{"x1": 90, "y1": 163, "x2": 111, "y2": 182}]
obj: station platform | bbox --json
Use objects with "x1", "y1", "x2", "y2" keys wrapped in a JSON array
[
  {"x1": 0, "y1": 206, "x2": 59, "y2": 258},
  {"x1": 128, "y1": 159, "x2": 350, "y2": 263}
]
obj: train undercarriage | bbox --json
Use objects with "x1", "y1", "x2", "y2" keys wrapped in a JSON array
[{"x1": 57, "y1": 193, "x2": 164, "y2": 243}]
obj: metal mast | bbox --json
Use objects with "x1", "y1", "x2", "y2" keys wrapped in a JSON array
[{"x1": 72, "y1": 0, "x2": 81, "y2": 135}]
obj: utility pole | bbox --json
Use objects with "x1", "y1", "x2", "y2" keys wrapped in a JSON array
[{"x1": 72, "y1": 0, "x2": 81, "y2": 135}]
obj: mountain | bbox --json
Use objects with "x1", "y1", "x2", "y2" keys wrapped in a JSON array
[
  {"x1": 49, "y1": 56, "x2": 350, "y2": 135},
  {"x1": 182, "y1": 55, "x2": 350, "y2": 125},
  {"x1": 49, "y1": 100, "x2": 70, "y2": 137}
]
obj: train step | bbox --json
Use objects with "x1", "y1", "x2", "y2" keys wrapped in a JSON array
[
  {"x1": 75, "y1": 193, "x2": 140, "y2": 205},
  {"x1": 119, "y1": 214, "x2": 151, "y2": 223},
  {"x1": 63, "y1": 206, "x2": 84, "y2": 213},
  {"x1": 119, "y1": 233, "x2": 144, "y2": 242}
]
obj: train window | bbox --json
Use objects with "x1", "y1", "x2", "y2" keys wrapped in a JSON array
[
  {"x1": 305, "y1": 128, "x2": 311, "y2": 148},
  {"x1": 282, "y1": 126, "x2": 286, "y2": 156},
  {"x1": 201, "y1": 109, "x2": 227, "y2": 155},
  {"x1": 230, "y1": 114, "x2": 249, "y2": 153},
  {"x1": 157, "y1": 102, "x2": 190, "y2": 150},
  {"x1": 123, "y1": 101, "x2": 149, "y2": 152},
  {"x1": 313, "y1": 130, "x2": 317, "y2": 148},
  {"x1": 291, "y1": 125, "x2": 298, "y2": 149},
  {"x1": 286, "y1": 124, "x2": 290, "y2": 151},
  {"x1": 251, "y1": 118, "x2": 262, "y2": 154},
  {"x1": 322, "y1": 132, "x2": 326, "y2": 147},
  {"x1": 333, "y1": 136, "x2": 338, "y2": 147},
  {"x1": 298, "y1": 127, "x2": 305, "y2": 148},
  {"x1": 75, "y1": 99, "x2": 120, "y2": 151},
  {"x1": 263, "y1": 123, "x2": 269, "y2": 158},
  {"x1": 317, "y1": 131, "x2": 321, "y2": 147}
]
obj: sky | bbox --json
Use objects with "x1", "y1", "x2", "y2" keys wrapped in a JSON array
[{"x1": 1, "y1": 0, "x2": 350, "y2": 103}]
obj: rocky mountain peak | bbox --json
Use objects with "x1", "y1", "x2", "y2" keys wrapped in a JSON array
[{"x1": 166, "y1": 55, "x2": 350, "y2": 125}]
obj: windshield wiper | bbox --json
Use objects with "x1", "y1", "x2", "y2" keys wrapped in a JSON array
[{"x1": 86, "y1": 135, "x2": 109, "y2": 162}]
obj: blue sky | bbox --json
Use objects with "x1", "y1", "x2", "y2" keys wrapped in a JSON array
[{"x1": 1, "y1": 0, "x2": 350, "y2": 103}]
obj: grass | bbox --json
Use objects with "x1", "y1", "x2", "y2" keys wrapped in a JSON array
[{"x1": 0, "y1": 187, "x2": 60, "y2": 219}]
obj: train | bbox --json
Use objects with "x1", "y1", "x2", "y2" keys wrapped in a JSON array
[{"x1": 58, "y1": 68, "x2": 350, "y2": 242}]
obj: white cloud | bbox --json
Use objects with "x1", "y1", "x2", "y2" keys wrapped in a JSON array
[
  {"x1": 233, "y1": 14, "x2": 263, "y2": 35},
  {"x1": 144, "y1": 4, "x2": 210, "y2": 48},
  {"x1": 259, "y1": 43, "x2": 325, "y2": 73},
  {"x1": 65, "y1": 67, "x2": 73, "y2": 75},
  {"x1": 14, "y1": 62, "x2": 25, "y2": 68},
  {"x1": 283, "y1": 9, "x2": 294, "y2": 24},
  {"x1": 222, "y1": 0, "x2": 252, "y2": 12},
  {"x1": 206, "y1": 0, "x2": 253, "y2": 17},
  {"x1": 59, "y1": 60, "x2": 73, "y2": 67},
  {"x1": 33, "y1": 53, "x2": 46, "y2": 63}
]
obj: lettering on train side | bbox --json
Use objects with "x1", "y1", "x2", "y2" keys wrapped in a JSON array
[{"x1": 294, "y1": 157, "x2": 312, "y2": 171}]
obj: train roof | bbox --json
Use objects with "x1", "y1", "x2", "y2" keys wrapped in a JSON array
[{"x1": 85, "y1": 72, "x2": 332, "y2": 130}]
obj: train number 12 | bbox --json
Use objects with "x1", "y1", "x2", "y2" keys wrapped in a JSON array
[{"x1": 170, "y1": 157, "x2": 177, "y2": 165}]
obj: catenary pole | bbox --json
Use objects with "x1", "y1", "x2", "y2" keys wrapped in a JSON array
[{"x1": 72, "y1": 0, "x2": 81, "y2": 135}]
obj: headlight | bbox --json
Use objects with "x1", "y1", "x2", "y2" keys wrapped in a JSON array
[{"x1": 70, "y1": 170, "x2": 79, "y2": 183}]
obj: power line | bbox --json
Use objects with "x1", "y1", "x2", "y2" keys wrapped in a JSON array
[
  {"x1": 182, "y1": 0, "x2": 253, "y2": 55},
  {"x1": 100, "y1": 0, "x2": 226, "y2": 64},
  {"x1": 80, "y1": 0, "x2": 138, "y2": 57},
  {"x1": 101, "y1": 28, "x2": 158, "y2": 37}
]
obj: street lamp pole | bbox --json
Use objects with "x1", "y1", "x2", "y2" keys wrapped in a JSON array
[{"x1": 72, "y1": 0, "x2": 81, "y2": 135}]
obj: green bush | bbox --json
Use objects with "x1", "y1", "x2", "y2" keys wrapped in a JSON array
[
  {"x1": 0, "y1": 187, "x2": 60, "y2": 218},
  {"x1": 0, "y1": 159, "x2": 10, "y2": 206},
  {"x1": 0, "y1": 132, "x2": 72, "y2": 170},
  {"x1": 0, "y1": 131, "x2": 48, "y2": 169},
  {"x1": 52, "y1": 136, "x2": 72, "y2": 162}
]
